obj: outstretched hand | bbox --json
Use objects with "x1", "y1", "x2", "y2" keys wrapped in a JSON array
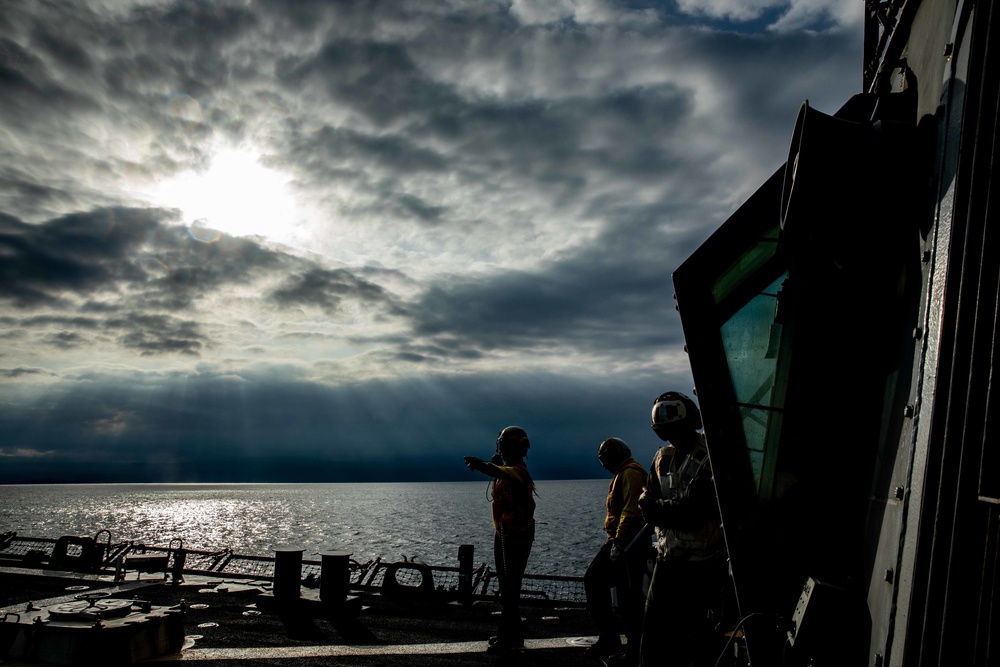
[{"x1": 464, "y1": 456, "x2": 484, "y2": 472}]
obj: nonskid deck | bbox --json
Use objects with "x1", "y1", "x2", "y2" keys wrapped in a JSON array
[{"x1": 0, "y1": 566, "x2": 598, "y2": 666}]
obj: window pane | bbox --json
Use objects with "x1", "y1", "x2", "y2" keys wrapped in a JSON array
[
  {"x1": 720, "y1": 273, "x2": 787, "y2": 493},
  {"x1": 711, "y1": 228, "x2": 780, "y2": 305}
]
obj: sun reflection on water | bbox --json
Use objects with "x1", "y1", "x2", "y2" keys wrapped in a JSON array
[{"x1": 0, "y1": 482, "x2": 607, "y2": 576}]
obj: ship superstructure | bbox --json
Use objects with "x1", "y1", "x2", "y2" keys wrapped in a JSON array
[{"x1": 673, "y1": 1, "x2": 999, "y2": 665}]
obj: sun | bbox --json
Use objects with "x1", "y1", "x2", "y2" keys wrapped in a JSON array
[{"x1": 147, "y1": 145, "x2": 303, "y2": 242}]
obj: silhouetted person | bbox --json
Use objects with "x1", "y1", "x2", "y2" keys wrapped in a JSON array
[
  {"x1": 638, "y1": 392, "x2": 727, "y2": 667},
  {"x1": 585, "y1": 437, "x2": 648, "y2": 665},
  {"x1": 464, "y1": 426, "x2": 536, "y2": 654}
]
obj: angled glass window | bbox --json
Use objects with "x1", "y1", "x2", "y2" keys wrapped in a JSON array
[{"x1": 719, "y1": 272, "x2": 787, "y2": 498}]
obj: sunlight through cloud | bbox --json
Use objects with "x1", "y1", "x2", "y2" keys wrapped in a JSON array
[{"x1": 147, "y1": 145, "x2": 305, "y2": 243}]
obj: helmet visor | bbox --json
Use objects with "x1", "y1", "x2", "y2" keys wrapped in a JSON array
[{"x1": 651, "y1": 399, "x2": 687, "y2": 426}]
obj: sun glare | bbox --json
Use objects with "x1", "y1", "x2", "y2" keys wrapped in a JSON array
[{"x1": 148, "y1": 146, "x2": 303, "y2": 242}]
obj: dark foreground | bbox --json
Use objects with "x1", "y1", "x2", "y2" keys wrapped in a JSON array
[{"x1": 0, "y1": 567, "x2": 606, "y2": 667}]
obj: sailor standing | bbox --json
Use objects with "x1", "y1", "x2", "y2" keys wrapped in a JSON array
[
  {"x1": 464, "y1": 426, "x2": 536, "y2": 654},
  {"x1": 584, "y1": 437, "x2": 648, "y2": 665},
  {"x1": 638, "y1": 392, "x2": 728, "y2": 667}
]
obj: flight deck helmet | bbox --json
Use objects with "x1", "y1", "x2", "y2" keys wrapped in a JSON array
[
  {"x1": 598, "y1": 437, "x2": 631, "y2": 472},
  {"x1": 497, "y1": 426, "x2": 530, "y2": 457},
  {"x1": 651, "y1": 391, "x2": 702, "y2": 441}
]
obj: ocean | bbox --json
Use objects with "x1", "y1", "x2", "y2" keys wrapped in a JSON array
[{"x1": 0, "y1": 479, "x2": 610, "y2": 578}]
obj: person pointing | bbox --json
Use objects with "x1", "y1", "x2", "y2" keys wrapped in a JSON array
[{"x1": 464, "y1": 426, "x2": 536, "y2": 654}]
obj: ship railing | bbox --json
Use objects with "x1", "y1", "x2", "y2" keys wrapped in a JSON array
[
  {"x1": 351, "y1": 558, "x2": 586, "y2": 605},
  {"x1": 0, "y1": 532, "x2": 586, "y2": 606}
]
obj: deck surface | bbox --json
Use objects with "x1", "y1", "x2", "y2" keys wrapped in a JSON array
[{"x1": 1, "y1": 567, "x2": 611, "y2": 666}]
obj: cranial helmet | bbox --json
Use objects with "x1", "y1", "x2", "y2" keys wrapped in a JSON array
[
  {"x1": 650, "y1": 391, "x2": 702, "y2": 440},
  {"x1": 598, "y1": 437, "x2": 631, "y2": 467},
  {"x1": 497, "y1": 426, "x2": 530, "y2": 453},
  {"x1": 598, "y1": 437, "x2": 631, "y2": 459}
]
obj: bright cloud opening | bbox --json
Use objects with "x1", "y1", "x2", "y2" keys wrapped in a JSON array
[{"x1": 147, "y1": 145, "x2": 305, "y2": 243}]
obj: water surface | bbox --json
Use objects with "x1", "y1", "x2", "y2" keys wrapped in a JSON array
[{"x1": 0, "y1": 480, "x2": 609, "y2": 577}]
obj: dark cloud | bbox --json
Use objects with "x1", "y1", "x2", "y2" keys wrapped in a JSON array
[
  {"x1": 393, "y1": 193, "x2": 447, "y2": 225},
  {"x1": 0, "y1": 368, "x2": 687, "y2": 483},
  {"x1": 270, "y1": 267, "x2": 406, "y2": 316},
  {"x1": 287, "y1": 126, "x2": 449, "y2": 179},
  {"x1": 46, "y1": 331, "x2": 86, "y2": 350},
  {"x1": 110, "y1": 313, "x2": 206, "y2": 356},
  {"x1": 0, "y1": 209, "x2": 154, "y2": 307},
  {"x1": 19, "y1": 315, "x2": 103, "y2": 330},
  {"x1": 0, "y1": 208, "x2": 235, "y2": 310},
  {"x1": 0, "y1": 177, "x2": 78, "y2": 216},
  {"x1": 279, "y1": 39, "x2": 457, "y2": 129},
  {"x1": 276, "y1": 124, "x2": 451, "y2": 226},
  {"x1": 408, "y1": 212, "x2": 700, "y2": 359},
  {"x1": 1, "y1": 206, "x2": 412, "y2": 357},
  {"x1": 0, "y1": 366, "x2": 55, "y2": 378},
  {"x1": 0, "y1": 35, "x2": 97, "y2": 112},
  {"x1": 29, "y1": 24, "x2": 96, "y2": 74}
]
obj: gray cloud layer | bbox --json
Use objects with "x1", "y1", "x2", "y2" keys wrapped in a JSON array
[{"x1": 0, "y1": 0, "x2": 861, "y2": 482}]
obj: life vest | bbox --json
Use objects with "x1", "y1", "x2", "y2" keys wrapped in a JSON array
[
  {"x1": 650, "y1": 434, "x2": 725, "y2": 562},
  {"x1": 605, "y1": 458, "x2": 647, "y2": 541},
  {"x1": 491, "y1": 463, "x2": 535, "y2": 534}
]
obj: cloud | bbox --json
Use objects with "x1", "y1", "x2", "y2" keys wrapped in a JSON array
[
  {"x1": 270, "y1": 267, "x2": 406, "y2": 316},
  {"x1": 0, "y1": 0, "x2": 862, "y2": 482},
  {"x1": 0, "y1": 366, "x2": 56, "y2": 379},
  {"x1": 0, "y1": 209, "x2": 152, "y2": 307},
  {"x1": 0, "y1": 447, "x2": 57, "y2": 459},
  {"x1": 673, "y1": 0, "x2": 864, "y2": 33},
  {"x1": 0, "y1": 364, "x2": 687, "y2": 483},
  {"x1": 0, "y1": 206, "x2": 416, "y2": 364},
  {"x1": 111, "y1": 313, "x2": 206, "y2": 356}
]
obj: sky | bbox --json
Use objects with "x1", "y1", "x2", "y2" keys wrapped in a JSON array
[{"x1": 0, "y1": 0, "x2": 864, "y2": 484}]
